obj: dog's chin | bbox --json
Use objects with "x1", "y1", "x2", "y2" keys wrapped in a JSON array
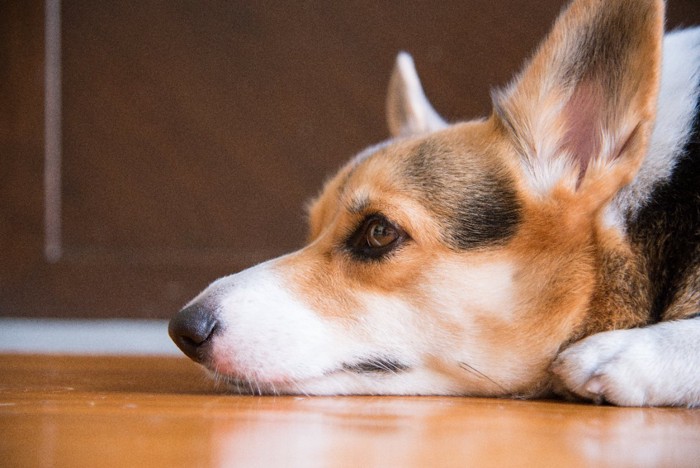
[{"x1": 203, "y1": 364, "x2": 472, "y2": 396}]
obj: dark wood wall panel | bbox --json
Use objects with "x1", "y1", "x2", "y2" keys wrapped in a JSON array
[
  {"x1": 2, "y1": 0, "x2": 699, "y2": 318},
  {"x1": 1, "y1": 1, "x2": 47, "y2": 305}
]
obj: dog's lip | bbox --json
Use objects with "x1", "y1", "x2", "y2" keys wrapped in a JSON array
[
  {"x1": 214, "y1": 357, "x2": 411, "y2": 394},
  {"x1": 340, "y1": 357, "x2": 410, "y2": 374}
]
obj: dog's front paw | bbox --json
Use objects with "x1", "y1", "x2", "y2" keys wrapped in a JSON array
[{"x1": 551, "y1": 328, "x2": 660, "y2": 406}]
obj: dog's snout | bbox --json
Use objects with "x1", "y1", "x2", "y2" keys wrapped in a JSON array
[{"x1": 168, "y1": 304, "x2": 219, "y2": 362}]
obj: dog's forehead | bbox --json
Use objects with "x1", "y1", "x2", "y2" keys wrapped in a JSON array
[
  {"x1": 320, "y1": 126, "x2": 522, "y2": 250},
  {"x1": 402, "y1": 137, "x2": 522, "y2": 250},
  {"x1": 340, "y1": 130, "x2": 484, "y2": 197}
]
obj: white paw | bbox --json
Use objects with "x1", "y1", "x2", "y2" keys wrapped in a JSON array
[{"x1": 551, "y1": 328, "x2": 661, "y2": 406}]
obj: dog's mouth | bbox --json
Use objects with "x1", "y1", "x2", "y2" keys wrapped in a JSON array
[
  {"x1": 212, "y1": 357, "x2": 411, "y2": 395},
  {"x1": 341, "y1": 357, "x2": 410, "y2": 374}
]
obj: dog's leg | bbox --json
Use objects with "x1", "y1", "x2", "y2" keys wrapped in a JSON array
[{"x1": 551, "y1": 317, "x2": 700, "y2": 407}]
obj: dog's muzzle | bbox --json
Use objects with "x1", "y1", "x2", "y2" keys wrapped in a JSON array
[{"x1": 168, "y1": 304, "x2": 219, "y2": 362}]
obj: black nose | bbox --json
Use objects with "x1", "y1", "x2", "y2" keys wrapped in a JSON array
[{"x1": 168, "y1": 303, "x2": 219, "y2": 362}]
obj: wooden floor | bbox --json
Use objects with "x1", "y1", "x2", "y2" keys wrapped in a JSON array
[{"x1": 1, "y1": 355, "x2": 699, "y2": 467}]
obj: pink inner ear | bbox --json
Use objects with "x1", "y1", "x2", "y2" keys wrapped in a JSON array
[{"x1": 562, "y1": 81, "x2": 603, "y2": 177}]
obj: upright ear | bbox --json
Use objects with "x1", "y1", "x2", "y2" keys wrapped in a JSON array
[
  {"x1": 493, "y1": 0, "x2": 664, "y2": 205},
  {"x1": 386, "y1": 52, "x2": 447, "y2": 138}
]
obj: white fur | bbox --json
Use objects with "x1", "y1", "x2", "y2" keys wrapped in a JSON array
[
  {"x1": 605, "y1": 27, "x2": 700, "y2": 228},
  {"x1": 523, "y1": 154, "x2": 578, "y2": 196},
  {"x1": 298, "y1": 291, "x2": 465, "y2": 395},
  {"x1": 198, "y1": 260, "x2": 348, "y2": 388},
  {"x1": 425, "y1": 259, "x2": 516, "y2": 321},
  {"x1": 552, "y1": 318, "x2": 700, "y2": 407}
]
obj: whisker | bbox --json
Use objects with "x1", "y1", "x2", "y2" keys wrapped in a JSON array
[
  {"x1": 254, "y1": 374, "x2": 263, "y2": 396},
  {"x1": 244, "y1": 370, "x2": 255, "y2": 395},
  {"x1": 458, "y1": 361, "x2": 508, "y2": 394},
  {"x1": 293, "y1": 379, "x2": 310, "y2": 397}
]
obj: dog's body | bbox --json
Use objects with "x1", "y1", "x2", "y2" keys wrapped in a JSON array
[{"x1": 170, "y1": 0, "x2": 700, "y2": 406}]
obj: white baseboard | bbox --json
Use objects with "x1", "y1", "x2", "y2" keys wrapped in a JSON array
[{"x1": 0, "y1": 318, "x2": 182, "y2": 355}]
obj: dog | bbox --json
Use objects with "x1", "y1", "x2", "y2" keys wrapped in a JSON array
[{"x1": 169, "y1": 0, "x2": 700, "y2": 407}]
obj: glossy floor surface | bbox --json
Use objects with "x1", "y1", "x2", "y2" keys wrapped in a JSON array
[{"x1": 1, "y1": 355, "x2": 699, "y2": 467}]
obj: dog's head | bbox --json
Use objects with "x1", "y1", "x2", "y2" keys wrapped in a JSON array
[{"x1": 170, "y1": 0, "x2": 663, "y2": 396}]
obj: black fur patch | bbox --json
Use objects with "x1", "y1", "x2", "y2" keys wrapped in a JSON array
[
  {"x1": 403, "y1": 140, "x2": 521, "y2": 250},
  {"x1": 628, "y1": 95, "x2": 700, "y2": 322},
  {"x1": 343, "y1": 358, "x2": 409, "y2": 374},
  {"x1": 564, "y1": 2, "x2": 643, "y2": 90}
]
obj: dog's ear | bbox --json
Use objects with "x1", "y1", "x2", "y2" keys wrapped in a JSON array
[
  {"x1": 493, "y1": 0, "x2": 664, "y2": 207},
  {"x1": 386, "y1": 52, "x2": 447, "y2": 138}
]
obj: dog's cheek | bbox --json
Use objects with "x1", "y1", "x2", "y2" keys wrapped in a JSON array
[
  {"x1": 414, "y1": 256, "x2": 569, "y2": 394},
  {"x1": 417, "y1": 257, "x2": 519, "y2": 330}
]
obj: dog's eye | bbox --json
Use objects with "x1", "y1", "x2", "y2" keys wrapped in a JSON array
[
  {"x1": 367, "y1": 220, "x2": 398, "y2": 247},
  {"x1": 347, "y1": 215, "x2": 407, "y2": 260}
]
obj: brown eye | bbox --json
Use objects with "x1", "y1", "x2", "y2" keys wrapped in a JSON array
[
  {"x1": 347, "y1": 215, "x2": 407, "y2": 260},
  {"x1": 366, "y1": 220, "x2": 398, "y2": 247}
]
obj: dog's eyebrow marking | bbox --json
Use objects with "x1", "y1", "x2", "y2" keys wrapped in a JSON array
[
  {"x1": 403, "y1": 140, "x2": 522, "y2": 250},
  {"x1": 345, "y1": 194, "x2": 371, "y2": 215}
]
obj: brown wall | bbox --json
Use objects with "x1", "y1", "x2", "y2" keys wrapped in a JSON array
[{"x1": 2, "y1": 0, "x2": 699, "y2": 318}]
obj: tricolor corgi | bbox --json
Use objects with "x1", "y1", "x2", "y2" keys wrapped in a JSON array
[{"x1": 169, "y1": 0, "x2": 700, "y2": 406}]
